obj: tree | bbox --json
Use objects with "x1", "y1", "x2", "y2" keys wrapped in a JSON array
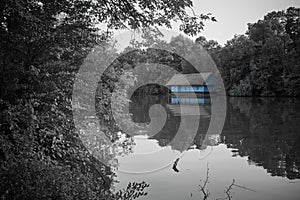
[
  {"x1": 212, "y1": 35, "x2": 256, "y2": 95},
  {"x1": 214, "y1": 7, "x2": 300, "y2": 96},
  {"x1": 0, "y1": 0, "x2": 216, "y2": 199}
]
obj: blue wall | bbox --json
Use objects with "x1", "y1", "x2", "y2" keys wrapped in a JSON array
[
  {"x1": 170, "y1": 86, "x2": 209, "y2": 93},
  {"x1": 171, "y1": 97, "x2": 208, "y2": 104}
]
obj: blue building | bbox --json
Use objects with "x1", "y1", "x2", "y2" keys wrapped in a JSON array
[
  {"x1": 166, "y1": 73, "x2": 214, "y2": 105},
  {"x1": 166, "y1": 72, "x2": 214, "y2": 94}
]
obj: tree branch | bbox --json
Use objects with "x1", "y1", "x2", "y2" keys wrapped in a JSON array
[{"x1": 199, "y1": 163, "x2": 210, "y2": 200}]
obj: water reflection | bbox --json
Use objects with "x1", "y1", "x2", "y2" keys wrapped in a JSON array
[
  {"x1": 129, "y1": 95, "x2": 300, "y2": 180},
  {"x1": 223, "y1": 97, "x2": 300, "y2": 180},
  {"x1": 129, "y1": 94, "x2": 213, "y2": 152},
  {"x1": 128, "y1": 95, "x2": 300, "y2": 179},
  {"x1": 115, "y1": 96, "x2": 300, "y2": 200}
]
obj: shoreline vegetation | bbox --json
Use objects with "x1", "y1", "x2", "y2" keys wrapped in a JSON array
[
  {"x1": 123, "y1": 7, "x2": 300, "y2": 98},
  {"x1": 211, "y1": 7, "x2": 300, "y2": 97},
  {"x1": 1, "y1": 0, "x2": 209, "y2": 199},
  {"x1": 0, "y1": 1, "x2": 299, "y2": 199}
]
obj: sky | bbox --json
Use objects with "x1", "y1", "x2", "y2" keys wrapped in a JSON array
[
  {"x1": 192, "y1": 0, "x2": 300, "y2": 45},
  {"x1": 113, "y1": 0, "x2": 300, "y2": 49}
]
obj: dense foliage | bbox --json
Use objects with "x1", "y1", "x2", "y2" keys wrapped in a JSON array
[
  {"x1": 0, "y1": 0, "x2": 212, "y2": 199},
  {"x1": 1, "y1": 1, "x2": 298, "y2": 198},
  {"x1": 157, "y1": 7, "x2": 300, "y2": 97},
  {"x1": 211, "y1": 7, "x2": 300, "y2": 96}
]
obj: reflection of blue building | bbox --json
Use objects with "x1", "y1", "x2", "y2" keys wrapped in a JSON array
[
  {"x1": 166, "y1": 104, "x2": 211, "y2": 117},
  {"x1": 170, "y1": 97, "x2": 210, "y2": 104},
  {"x1": 166, "y1": 73, "x2": 214, "y2": 94}
]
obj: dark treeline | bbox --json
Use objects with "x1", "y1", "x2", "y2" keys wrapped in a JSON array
[
  {"x1": 208, "y1": 7, "x2": 300, "y2": 96},
  {"x1": 112, "y1": 7, "x2": 300, "y2": 97},
  {"x1": 0, "y1": 0, "x2": 212, "y2": 199}
]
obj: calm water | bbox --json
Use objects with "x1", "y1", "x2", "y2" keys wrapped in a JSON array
[{"x1": 113, "y1": 95, "x2": 300, "y2": 200}]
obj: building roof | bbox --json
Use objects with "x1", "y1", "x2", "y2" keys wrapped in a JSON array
[{"x1": 166, "y1": 73, "x2": 212, "y2": 86}]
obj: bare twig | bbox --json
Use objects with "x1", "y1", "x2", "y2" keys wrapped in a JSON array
[
  {"x1": 198, "y1": 166, "x2": 256, "y2": 200},
  {"x1": 225, "y1": 179, "x2": 235, "y2": 200},
  {"x1": 223, "y1": 179, "x2": 256, "y2": 200},
  {"x1": 233, "y1": 183, "x2": 256, "y2": 192},
  {"x1": 199, "y1": 163, "x2": 210, "y2": 200},
  {"x1": 190, "y1": 7, "x2": 200, "y2": 18}
]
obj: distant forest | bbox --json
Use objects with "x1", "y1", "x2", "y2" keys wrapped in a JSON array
[
  {"x1": 117, "y1": 7, "x2": 300, "y2": 97},
  {"x1": 208, "y1": 7, "x2": 300, "y2": 96}
]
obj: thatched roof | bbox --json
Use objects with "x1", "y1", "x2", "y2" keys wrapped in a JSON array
[{"x1": 166, "y1": 73, "x2": 212, "y2": 86}]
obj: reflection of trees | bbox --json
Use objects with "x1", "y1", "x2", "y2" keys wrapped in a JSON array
[
  {"x1": 152, "y1": 116, "x2": 214, "y2": 152},
  {"x1": 130, "y1": 95, "x2": 300, "y2": 180},
  {"x1": 222, "y1": 97, "x2": 300, "y2": 179},
  {"x1": 129, "y1": 93, "x2": 215, "y2": 152}
]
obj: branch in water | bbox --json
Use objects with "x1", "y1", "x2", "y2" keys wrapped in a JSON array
[
  {"x1": 196, "y1": 164, "x2": 256, "y2": 200},
  {"x1": 199, "y1": 163, "x2": 210, "y2": 200},
  {"x1": 172, "y1": 158, "x2": 180, "y2": 173}
]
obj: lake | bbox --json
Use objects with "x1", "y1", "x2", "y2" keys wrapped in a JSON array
[{"x1": 112, "y1": 95, "x2": 300, "y2": 200}]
